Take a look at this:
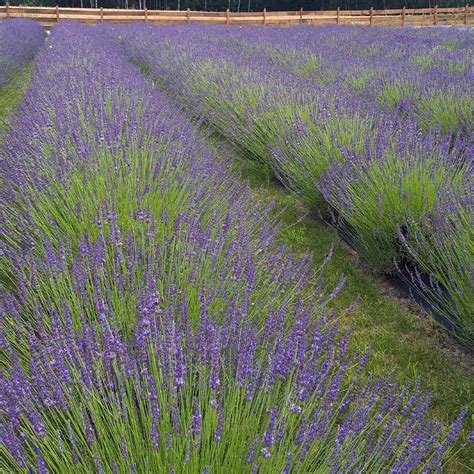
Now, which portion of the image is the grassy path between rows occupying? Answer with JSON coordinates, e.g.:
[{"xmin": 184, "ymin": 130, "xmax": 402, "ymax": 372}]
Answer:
[
  {"xmin": 1, "ymin": 60, "xmax": 472, "ymax": 470},
  {"xmin": 208, "ymin": 140, "xmax": 474, "ymax": 470}
]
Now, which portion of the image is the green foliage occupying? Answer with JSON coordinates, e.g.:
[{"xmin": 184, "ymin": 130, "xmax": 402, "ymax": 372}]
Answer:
[
  {"xmin": 378, "ymin": 82, "xmax": 415, "ymax": 110},
  {"xmin": 417, "ymin": 91, "xmax": 474, "ymax": 136},
  {"xmin": 405, "ymin": 203, "xmax": 474, "ymax": 345},
  {"xmin": 0, "ymin": 65, "xmax": 31, "ymax": 136},
  {"xmin": 327, "ymin": 148, "xmax": 463, "ymax": 272},
  {"xmin": 274, "ymin": 112, "xmax": 375, "ymax": 213}
]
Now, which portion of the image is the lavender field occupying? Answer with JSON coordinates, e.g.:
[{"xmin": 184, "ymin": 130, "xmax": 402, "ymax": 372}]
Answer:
[{"xmin": 0, "ymin": 19, "xmax": 473, "ymax": 472}]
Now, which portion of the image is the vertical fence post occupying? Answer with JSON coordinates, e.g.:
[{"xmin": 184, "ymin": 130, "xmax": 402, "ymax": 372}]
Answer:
[
  {"xmin": 300, "ymin": 7, "xmax": 303, "ymax": 24},
  {"xmin": 144, "ymin": 7, "xmax": 148, "ymax": 22},
  {"xmin": 6, "ymin": 2, "xmax": 9, "ymax": 19},
  {"xmin": 56, "ymin": 5, "xmax": 59, "ymax": 22},
  {"xmin": 464, "ymin": 4, "xmax": 469, "ymax": 24},
  {"xmin": 370, "ymin": 6, "xmax": 373, "ymax": 25},
  {"xmin": 433, "ymin": 5, "xmax": 437, "ymax": 25},
  {"xmin": 402, "ymin": 5, "xmax": 405, "ymax": 26},
  {"xmin": 337, "ymin": 6, "xmax": 340, "ymax": 24},
  {"xmin": 187, "ymin": 8, "xmax": 190, "ymax": 23},
  {"xmin": 263, "ymin": 7, "xmax": 266, "ymax": 25},
  {"xmin": 226, "ymin": 8, "xmax": 230, "ymax": 26},
  {"xmin": 100, "ymin": 7, "xmax": 104, "ymax": 22}
]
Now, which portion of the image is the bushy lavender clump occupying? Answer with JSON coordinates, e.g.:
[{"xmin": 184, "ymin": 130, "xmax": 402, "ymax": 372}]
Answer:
[
  {"xmin": 399, "ymin": 185, "xmax": 474, "ymax": 344},
  {"xmin": 115, "ymin": 24, "xmax": 473, "ymax": 345},
  {"xmin": 0, "ymin": 20, "xmax": 328, "ymax": 470},
  {"xmin": 318, "ymin": 120, "xmax": 473, "ymax": 343},
  {"xmin": 0, "ymin": 19, "xmax": 45, "ymax": 89},
  {"xmin": 3, "ymin": 214, "xmax": 469, "ymax": 471},
  {"xmin": 1, "ymin": 22, "xmax": 471, "ymax": 471},
  {"xmin": 1, "ymin": 184, "xmax": 469, "ymax": 472},
  {"xmin": 318, "ymin": 121, "xmax": 464, "ymax": 269}
]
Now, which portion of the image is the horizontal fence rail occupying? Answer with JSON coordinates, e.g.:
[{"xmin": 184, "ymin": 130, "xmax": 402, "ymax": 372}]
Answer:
[{"xmin": 0, "ymin": 4, "xmax": 472, "ymax": 27}]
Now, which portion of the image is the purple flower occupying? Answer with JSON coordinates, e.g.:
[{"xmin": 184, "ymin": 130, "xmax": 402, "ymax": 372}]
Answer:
[
  {"xmin": 214, "ymin": 402, "xmax": 224, "ymax": 442},
  {"xmin": 246, "ymin": 436, "xmax": 258, "ymax": 464},
  {"xmin": 263, "ymin": 406, "xmax": 278, "ymax": 448},
  {"xmin": 192, "ymin": 398, "xmax": 201, "ymax": 437}
]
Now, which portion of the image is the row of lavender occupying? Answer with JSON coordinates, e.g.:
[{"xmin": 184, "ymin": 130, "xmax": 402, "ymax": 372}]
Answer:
[
  {"xmin": 115, "ymin": 24, "xmax": 473, "ymax": 346},
  {"xmin": 0, "ymin": 19, "xmax": 44, "ymax": 89},
  {"xmin": 0, "ymin": 21, "xmax": 471, "ymax": 470}
]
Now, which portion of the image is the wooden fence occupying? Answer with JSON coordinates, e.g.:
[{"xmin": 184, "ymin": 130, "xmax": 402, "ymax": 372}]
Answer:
[{"xmin": 0, "ymin": 4, "xmax": 472, "ymax": 27}]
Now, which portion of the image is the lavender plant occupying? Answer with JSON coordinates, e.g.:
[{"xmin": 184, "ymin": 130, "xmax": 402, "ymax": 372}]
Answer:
[
  {"xmin": 318, "ymin": 122, "xmax": 465, "ymax": 270},
  {"xmin": 0, "ymin": 19, "xmax": 44, "ymax": 90},
  {"xmin": 399, "ymin": 186, "xmax": 474, "ymax": 344},
  {"xmin": 2, "ymin": 224, "xmax": 469, "ymax": 471},
  {"xmin": 1, "ymin": 22, "xmax": 472, "ymax": 471}
]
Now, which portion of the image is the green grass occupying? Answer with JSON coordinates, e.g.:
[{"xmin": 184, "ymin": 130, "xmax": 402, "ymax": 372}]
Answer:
[
  {"xmin": 0, "ymin": 64, "xmax": 31, "ymax": 135},
  {"xmin": 224, "ymin": 151, "xmax": 474, "ymax": 472}
]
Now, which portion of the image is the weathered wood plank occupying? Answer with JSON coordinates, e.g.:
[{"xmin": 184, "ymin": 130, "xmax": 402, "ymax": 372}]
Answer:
[{"xmin": 1, "ymin": 6, "xmax": 470, "ymax": 27}]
